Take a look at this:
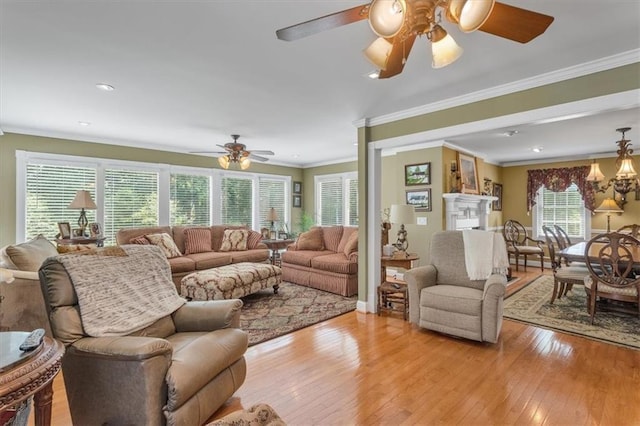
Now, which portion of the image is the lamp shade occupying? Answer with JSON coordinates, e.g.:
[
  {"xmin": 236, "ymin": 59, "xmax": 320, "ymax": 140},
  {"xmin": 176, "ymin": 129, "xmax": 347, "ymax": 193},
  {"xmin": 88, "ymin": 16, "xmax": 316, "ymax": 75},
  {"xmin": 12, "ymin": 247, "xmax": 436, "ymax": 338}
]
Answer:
[
  {"xmin": 266, "ymin": 207, "xmax": 279, "ymax": 222},
  {"xmin": 363, "ymin": 37, "xmax": 393, "ymax": 70},
  {"xmin": 239, "ymin": 156, "xmax": 251, "ymax": 170},
  {"xmin": 368, "ymin": 0, "xmax": 406, "ymax": 38},
  {"xmin": 431, "ymin": 30, "xmax": 463, "ymax": 68},
  {"xmin": 68, "ymin": 190, "xmax": 97, "ymax": 210},
  {"xmin": 389, "ymin": 204, "xmax": 415, "ymax": 225},
  {"xmin": 616, "ymin": 158, "xmax": 637, "ymax": 178},
  {"xmin": 447, "ymin": 0, "xmax": 495, "ymax": 32},
  {"xmin": 218, "ymin": 155, "xmax": 230, "ymax": 169},
  {"xmin": 586, "ymin": 161, "xmax": 605, "ymax": 182},
  {"xmin": 594, "ymin": 198, "xmax": 623, "ymax": 213}
]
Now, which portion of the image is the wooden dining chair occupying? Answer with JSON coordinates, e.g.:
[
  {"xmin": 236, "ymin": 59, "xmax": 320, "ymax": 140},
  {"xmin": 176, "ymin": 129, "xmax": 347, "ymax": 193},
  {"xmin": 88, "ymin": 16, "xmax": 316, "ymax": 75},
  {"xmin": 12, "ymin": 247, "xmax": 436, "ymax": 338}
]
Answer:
[
  {"xmin": 616, "ymin": 224, "xmax": 640, "ymax": 239},
  {"xmin": 584, "ymin": 232, "xmax": 640, "ymax": 324},
  {"xmin": 541, "ymin": 226, "xmax": 590, "ymax": 304},
  {"xmin": 502, "ymin": 220, "xmax": 544, "ymax": 272}
]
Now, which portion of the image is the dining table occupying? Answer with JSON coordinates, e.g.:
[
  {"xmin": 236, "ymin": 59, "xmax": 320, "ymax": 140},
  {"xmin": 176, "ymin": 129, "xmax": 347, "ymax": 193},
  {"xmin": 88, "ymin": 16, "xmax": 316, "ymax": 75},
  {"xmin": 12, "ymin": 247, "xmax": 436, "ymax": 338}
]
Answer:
[{"xmin": 559, "ymin": 241, "xmax": 640, "ymax": 267}]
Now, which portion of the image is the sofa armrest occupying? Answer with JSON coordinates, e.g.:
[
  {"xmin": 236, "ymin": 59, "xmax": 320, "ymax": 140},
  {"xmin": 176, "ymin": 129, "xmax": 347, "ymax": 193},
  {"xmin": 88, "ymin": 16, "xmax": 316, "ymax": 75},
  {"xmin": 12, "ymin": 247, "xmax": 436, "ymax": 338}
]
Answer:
[
  {"xmin": 482, "ymin": 273, "xmax": 507, "ymax": 299},
  {"xmin": 70, "ymin": 335, "xmax": 173, "ymax": 360},
  {"xmin": 404, "ymin": 265, "xmax": 437, "ymax": 325},
  {"xmin": 172, "ymin": 299, "xmax": 243, "ymax": 332},
  {"xmin": 1, "ymin": 268, "xmax": 39, "ymax": 281}
]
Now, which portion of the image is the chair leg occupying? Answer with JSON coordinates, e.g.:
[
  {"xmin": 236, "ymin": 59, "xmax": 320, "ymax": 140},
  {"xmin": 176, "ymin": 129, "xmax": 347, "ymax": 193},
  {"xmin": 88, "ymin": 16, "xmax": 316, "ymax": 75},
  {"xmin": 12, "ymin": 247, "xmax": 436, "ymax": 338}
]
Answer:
[
  {"xmin": 550, "ymin": 277, "xmax": 559, "ymax": 304},
  {"xmin": 589, "ymin": 289, "xmax": 597, "ymax": 325},
  {"xmin": 539, "ymin": 253, "xmax": 544, "ymax": 271},
  {"xmin": 563, "ymin": 283, "xmax": 573, "ymax": 296},
  {"xmin": 523, "ymin": 256, "xmax": 527, "ymax": 271},
  {"xmin": 514, "ymin": 254, "xmax": 519, "ymax": 271}
]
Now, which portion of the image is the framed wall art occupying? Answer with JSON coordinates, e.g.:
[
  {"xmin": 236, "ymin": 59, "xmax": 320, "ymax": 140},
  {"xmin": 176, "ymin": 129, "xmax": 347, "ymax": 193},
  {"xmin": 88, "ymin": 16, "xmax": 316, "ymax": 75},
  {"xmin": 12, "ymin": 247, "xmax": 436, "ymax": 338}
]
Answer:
[
  {"xmin": 293, "ymin": 181, "xmax": 303, "ymax": 195},
  {"xmin": 293, "ymin": 194, "xmax": 302, "ymax": 208},
  {"xmin": 89, "ymin": 222, "xmax": 102, "ymax": 237},
  {"xmin": 58, "ymin": 222, "xmax": 71, "ymax": 239},
  {"xmin": 405, "ymin": 188, "xmax": 431, "ymax": 212},
  {"xmin": 404, "ymin": 162, "xmax": 431, "ymax": 186},
  {"xmin": 492, "ymin": 183, "xmax": 503, "ymax": 211},
  {"xmin": 457, "ymin": 153, "xmax": 479, "ymax": 194}
]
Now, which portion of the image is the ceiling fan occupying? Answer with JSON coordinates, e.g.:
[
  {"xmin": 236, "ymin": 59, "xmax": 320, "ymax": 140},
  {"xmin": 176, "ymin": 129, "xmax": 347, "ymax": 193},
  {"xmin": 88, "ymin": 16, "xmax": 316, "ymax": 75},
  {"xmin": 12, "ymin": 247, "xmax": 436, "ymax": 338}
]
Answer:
[
  {"xmin": 276, "ymin": 0, "xmax": 554, "ymax": 78},
  {"xmin": 191, "ymin": 134, "xmax": 275, "ymax": 170}
]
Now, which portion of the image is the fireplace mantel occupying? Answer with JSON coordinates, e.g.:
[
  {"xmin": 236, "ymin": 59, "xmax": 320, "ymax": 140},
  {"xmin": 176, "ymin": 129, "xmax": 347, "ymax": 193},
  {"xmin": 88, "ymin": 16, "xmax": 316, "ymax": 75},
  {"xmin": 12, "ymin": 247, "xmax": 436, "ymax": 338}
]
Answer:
[{"xmin": 442, "ymin": 193, "xmax": 498, "ymax": 231}]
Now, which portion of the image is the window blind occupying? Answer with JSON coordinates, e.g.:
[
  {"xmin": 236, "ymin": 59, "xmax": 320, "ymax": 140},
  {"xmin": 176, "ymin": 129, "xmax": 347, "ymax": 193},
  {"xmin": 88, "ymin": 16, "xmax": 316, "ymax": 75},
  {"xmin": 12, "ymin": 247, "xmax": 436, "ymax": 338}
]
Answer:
[
  {"xmin": 347, "ymin": 177, "xmax": 358, "ymax": 226},
  {"xmin": 536, "ymin": 184, "xmax": 585, "ymax": 238},
  {"xmin": 259, "ymin": 178, "xmax": 286, "ymax": 231},
  {"xmin": 220, "ymin": 176, "xmax": 252, "ymax": 226},
  {"xmin": 170, "ymin": 173, "xmax": 210, "ymax": 225},
  {"xmin": 318, "ymin": 178, "xmax": 344, "ymax": 226}
]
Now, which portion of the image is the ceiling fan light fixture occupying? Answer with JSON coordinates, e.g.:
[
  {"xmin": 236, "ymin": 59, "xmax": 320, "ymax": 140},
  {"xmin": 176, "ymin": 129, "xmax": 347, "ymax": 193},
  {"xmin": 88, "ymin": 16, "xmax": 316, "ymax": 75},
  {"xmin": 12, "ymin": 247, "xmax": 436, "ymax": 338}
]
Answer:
[
  {"xmin": 239, "ymin": 156, "xmax": 251, "ymax": 170},
  {"xmin": 368, "ymin": 0, "xmax": 406, "ymax": 38},
  {"xmin": 430, "ymin": 26, "xmax": 463, "ymax": 69},
  {"xmin": 218, "ymin": 155, "xmax": 230, "ymax": 170},
  {"xmin": 363, "ymin": 37, "xmax": 393, "ymax": 70},
  {"xmin": 447, "ymin": 0, "xmax": 495, "ymax": 32}
]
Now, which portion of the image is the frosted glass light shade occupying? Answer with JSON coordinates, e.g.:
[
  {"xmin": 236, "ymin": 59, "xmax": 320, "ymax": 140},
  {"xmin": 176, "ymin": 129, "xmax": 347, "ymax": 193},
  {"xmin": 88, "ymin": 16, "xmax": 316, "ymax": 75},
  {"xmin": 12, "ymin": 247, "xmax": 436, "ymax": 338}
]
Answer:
[
  {"xmin": 616, "ymin": 158, "xmax": 637, "ymax": 178},
  {"xmin": 448, "ymin": 0, "xmax": 495, "ymax": 32},
  {"xmin": 586, "ymin": 161, "xmax": 605, "ymax": 182},
  {"xmin": 239, "ymin": 156, "xmax": 251, "ymax": 170},
  {"xmin": 218, "ymin": 156, "xmax": 230, "ymax": 169},
  {"xmin": 363, "ymin": 37, "xmax": 393, "ymax": 70},
  {"xmin": 431, "ymin": 34, "xmax": 463, "ymax": 68},
  {"xmin": 368, "ymin": 0, "xmax": 406, "ymax": 38}
]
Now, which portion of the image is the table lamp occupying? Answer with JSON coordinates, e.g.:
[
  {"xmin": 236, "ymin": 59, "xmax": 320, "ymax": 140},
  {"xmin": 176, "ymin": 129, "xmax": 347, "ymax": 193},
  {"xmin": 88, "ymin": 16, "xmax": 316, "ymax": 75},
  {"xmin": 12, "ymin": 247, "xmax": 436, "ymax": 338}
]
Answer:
[
  {"xmin": 266, "ymin": 207, "xmax": 279, "ymax": 239},
  {"xmin": 390, "ymin": 204, "xmax": 416, "ymax": 256},
  {"xmin": 594, "ymin": 198, "xmax": 623, "ymax": 232},
  {"xmin": 68, "ymin": 190, "xmax": 97, "ymax": 237}
]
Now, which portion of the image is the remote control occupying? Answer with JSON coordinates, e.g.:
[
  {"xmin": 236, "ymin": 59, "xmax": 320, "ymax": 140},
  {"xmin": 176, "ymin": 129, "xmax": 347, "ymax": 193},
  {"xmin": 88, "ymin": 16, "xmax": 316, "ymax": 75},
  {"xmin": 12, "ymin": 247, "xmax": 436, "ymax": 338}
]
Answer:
[
  {"xmin": 392, "ymin": 283, "xmax": 401, "ymax": 289},
  {"xmin": 19, "ymin": 328, "xmax": 45, "ymax": 352}
]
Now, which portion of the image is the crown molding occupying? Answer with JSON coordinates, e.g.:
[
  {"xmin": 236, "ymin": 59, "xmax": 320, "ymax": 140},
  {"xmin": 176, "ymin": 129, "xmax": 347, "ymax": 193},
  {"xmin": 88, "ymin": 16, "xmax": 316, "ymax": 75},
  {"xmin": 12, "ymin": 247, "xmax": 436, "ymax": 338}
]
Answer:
[{"xmin": 359, "ymin": 50, "xmax": 639, "ymax": 127}]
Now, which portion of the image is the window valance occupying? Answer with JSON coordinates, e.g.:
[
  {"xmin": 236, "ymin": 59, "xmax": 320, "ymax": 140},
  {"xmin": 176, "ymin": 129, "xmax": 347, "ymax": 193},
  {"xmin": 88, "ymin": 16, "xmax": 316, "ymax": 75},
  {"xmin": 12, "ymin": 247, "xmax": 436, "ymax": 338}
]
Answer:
[{"xmin": 527, "ymin": 166, "xmax": 595, "ymax": 212}]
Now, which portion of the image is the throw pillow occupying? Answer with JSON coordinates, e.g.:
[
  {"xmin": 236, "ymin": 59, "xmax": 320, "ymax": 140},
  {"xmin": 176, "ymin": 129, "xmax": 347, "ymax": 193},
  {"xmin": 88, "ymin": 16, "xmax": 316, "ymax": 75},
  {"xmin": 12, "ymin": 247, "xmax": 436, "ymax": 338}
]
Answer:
[
  {"xmin": 4, "ymin": 235, "xmax": 58, "ymax": 271},
  {"xmin": 144, "ymin": 233, "xmax": 182, "ymax": 258},
  {"xmin": 184, "ymin": 227, "xmax": 212, "ymax": 254},
  {"xmin": 247, "ymin": 230, "xmax": 263, "ymax": 249},
  {"xmin": 296, "ymin": 227, "xmax": 324, "ymax": 251},
  {"xmin": 219, "ymin": 229, "xmax": 249, "ymax": 252},
  {"xmin": 342, "ymin": 231, "xmax": 358, "ymax": 256},
  {"xmin": 57, "ymin": 244, "xmax": 97, "ymax": 254},
  {"xmin": 129, "ymin": 235, "xmax": 151, "ymax": 245}
]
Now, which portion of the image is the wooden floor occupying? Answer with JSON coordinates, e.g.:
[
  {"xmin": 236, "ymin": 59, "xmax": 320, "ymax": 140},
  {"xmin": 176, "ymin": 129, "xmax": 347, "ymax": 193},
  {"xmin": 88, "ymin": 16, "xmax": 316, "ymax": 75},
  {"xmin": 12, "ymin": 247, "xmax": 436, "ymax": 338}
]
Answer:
[{"xmin": 32, "ymin": 268, "xmax": 640, "ymax": 425}]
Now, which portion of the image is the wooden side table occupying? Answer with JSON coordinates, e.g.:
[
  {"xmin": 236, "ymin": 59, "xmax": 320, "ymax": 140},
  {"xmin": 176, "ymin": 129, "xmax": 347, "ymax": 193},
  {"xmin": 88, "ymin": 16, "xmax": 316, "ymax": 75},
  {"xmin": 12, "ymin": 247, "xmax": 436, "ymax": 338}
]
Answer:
[
  {"xmin": 262, "ymin": 239, "xmax": 294, "ymax": 266},
  {"xmin": 56, "ymin": 236, "xmax": 106, "ymax": 247},
  {"xmin": 378, "ymin": 254, "xmax": 419, "ymax": 320},
  {"xmin": 0, "ymin": 332, "xmax": 65, "ymax": 426}
]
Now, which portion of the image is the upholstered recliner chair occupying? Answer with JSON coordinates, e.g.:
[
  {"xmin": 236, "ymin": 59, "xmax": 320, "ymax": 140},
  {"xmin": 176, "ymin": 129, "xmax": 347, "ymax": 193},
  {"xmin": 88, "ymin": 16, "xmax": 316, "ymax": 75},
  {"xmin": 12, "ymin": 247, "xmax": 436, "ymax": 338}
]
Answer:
[
  {"xmin": 404, "ymin": 231, "xmax": 507, "ymax": 344},
  {"xmin": 39, "ymin": 245, "xmax": 248, "ymax": 426}
]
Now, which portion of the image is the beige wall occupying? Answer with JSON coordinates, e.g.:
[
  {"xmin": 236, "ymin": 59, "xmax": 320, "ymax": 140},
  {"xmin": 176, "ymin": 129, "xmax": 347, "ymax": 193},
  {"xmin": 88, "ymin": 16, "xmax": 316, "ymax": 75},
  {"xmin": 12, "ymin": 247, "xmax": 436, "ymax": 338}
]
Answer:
[{"xmin": 0, "ymin": 133, "xmax": 303, "ymax": 247}]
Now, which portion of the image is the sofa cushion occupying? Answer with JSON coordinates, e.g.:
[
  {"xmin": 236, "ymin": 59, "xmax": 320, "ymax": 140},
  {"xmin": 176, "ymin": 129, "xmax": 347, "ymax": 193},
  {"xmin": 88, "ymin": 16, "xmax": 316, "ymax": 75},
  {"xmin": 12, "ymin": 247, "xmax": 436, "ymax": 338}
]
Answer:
[
  {"xmin": 247, "ymin": 231, "xmax": 263, "ymax": 249},
  {"xmin": 145, "ymin": 233, "xmax": 183, "ymax": 258},
  {"xmin": 4, "ymin": 235, "xmax": 58, "ymax": 271},
  {"xmin": 337, "ymin": 227, "xmax": 357, "ymax": 252},
  {"xmin": 186, "ymin": 252, "xmax": 232, "ymax": 270},
  {"xmin": 219, "ymin": 229, "xmax": 249, "ymax": 252},
  {"xmin": 184, "ymin": 228, "xmax": 212, "ymax": 255},
  {"xmin": 296, "ymin": 227, "xmax": 324, "ymax": 251},
  {"xmin": 168, "ymin": 256, "xmax": 196, "ymax": 274},
  {"xmin": 116, "ymin": 226, "xmax": 171, "ymax": 246},
  {"xmin": 310, "ymin": 253, "xmax": 358, "ymax": 274},
  {"xmin": 211, "ymin": 225, "xmax": 245, "ymax": 251},
  {"xmin": 281, "ymin": 249, "xmax": 333, "ymax": 267},
  {"xmin": 229, "ymin": 249, "xmax": 270, "ymax": 264},
  {"xmin": 129, "ymin": 236, "xmax": 150, "ymax": 245},
  {"xmin": 341, "ymin": 230, "xmax": 358, "ymax": 256},
  {"xmin": 322, "ymin": 226, "xmax": 344, "ymax": 252}
]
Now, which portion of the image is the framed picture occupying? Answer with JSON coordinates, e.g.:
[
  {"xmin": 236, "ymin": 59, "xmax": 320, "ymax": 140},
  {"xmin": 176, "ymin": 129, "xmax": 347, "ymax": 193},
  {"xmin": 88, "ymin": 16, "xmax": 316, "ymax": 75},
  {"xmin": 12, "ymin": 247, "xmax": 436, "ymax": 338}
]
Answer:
[
  {"xmin": 293, "ymin": 194, "xmax": 302, "ymax": 208},
  {"xmin": 404, "ymin": 162, "xmax": 431, "ymax": 186},
  {"xmin": 261, "ymin": 227, "xmax": 271, "ymax": 240},
  {"xmin": 293, "ymin": 181, "xmax": 303, "ymax": 195},
  {"xmin": 406, "ymin": 188, "xmax": 431, "ymax": 212},
  {"xmin": 458, "ymin": 153, "xmax": 479, "ymax": 194},
  {"xmin": 278, "ymin": 231, "xmax": 289, "ymax": 240},
  {"xmin": 89, "ymin": 222, "xmax": 102, "ymax": 237},
  {"xmin": 58, "ymin": 222, "xmax": 71, "ymax": 239},
  {"xmin": 492, "ymin": 183, "xmax": 503, "ymax": 211}
]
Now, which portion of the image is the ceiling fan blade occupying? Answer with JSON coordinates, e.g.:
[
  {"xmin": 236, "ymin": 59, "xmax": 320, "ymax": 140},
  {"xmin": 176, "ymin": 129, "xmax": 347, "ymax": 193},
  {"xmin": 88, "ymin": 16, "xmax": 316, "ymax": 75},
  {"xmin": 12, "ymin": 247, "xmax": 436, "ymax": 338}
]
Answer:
[
  {"xmin": 249, "ymin": 153, "xmax": 270, "ymax": 162},
  {"xmin": 276, "ymin": 3, "xmax": 370, "ymax": 41},
  {"xmin": 378, "ymin": 33, "xmax": 417, "ymax": 79},
  {"xmin": 250, "ymin": 150, "xmax": 275, "ymax": 155},
  {"xmin": 189, "ymin": 150, "xmax": 227, "ymax": 154},
  {"xmin": 479, "ymin": 2, "xmax": 554, "ymax": 44}
]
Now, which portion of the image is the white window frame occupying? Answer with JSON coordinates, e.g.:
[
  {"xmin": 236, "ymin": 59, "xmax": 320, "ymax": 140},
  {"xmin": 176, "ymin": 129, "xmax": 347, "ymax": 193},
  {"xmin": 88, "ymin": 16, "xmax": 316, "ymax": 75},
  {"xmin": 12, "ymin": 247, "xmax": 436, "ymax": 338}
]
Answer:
[
  {"xmin": 531, "ymin": 183, "xmax": 591, "ymax": 242},
  {"xmin": 314, "ymin": 171, "xmax": 358, "ymax": 226},
  {"xmin": 16, "ymin": 150, "xmax": 291, "ymax": 242}
]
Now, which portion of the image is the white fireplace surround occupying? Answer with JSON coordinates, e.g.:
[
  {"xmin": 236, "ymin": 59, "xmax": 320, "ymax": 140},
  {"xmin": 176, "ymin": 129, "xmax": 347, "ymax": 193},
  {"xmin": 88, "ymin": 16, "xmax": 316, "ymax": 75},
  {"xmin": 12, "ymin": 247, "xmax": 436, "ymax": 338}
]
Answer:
[{"xmin": 443, "ymin": 193, "xmax": 498, "ymax": 231}]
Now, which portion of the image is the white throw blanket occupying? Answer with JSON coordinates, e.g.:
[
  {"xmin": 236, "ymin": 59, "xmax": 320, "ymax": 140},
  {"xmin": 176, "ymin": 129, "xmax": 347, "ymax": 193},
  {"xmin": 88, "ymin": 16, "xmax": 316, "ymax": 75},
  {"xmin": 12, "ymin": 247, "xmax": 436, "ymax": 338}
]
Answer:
[
  {"xmin": 462, "ymin": 230, "xmax": 510, "ymax": 280},
  {"xmin": 58, "ymin": 245, "xmax": 185, "ymax": 337}
]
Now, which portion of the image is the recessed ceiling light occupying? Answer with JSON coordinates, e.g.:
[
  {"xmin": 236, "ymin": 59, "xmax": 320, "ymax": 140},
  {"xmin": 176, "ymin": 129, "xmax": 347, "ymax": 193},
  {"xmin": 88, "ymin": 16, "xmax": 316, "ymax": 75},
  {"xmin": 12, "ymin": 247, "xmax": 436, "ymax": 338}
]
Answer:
[
  {"xmin": 502, "ymin": 130, "xmax": 519, "ymax": 137},
  {"xmin": 78, "ymin": 121, "xmax": 91, "ymax": 126},
  {"xmin": 367, "ymin": 70, "xmax": 380, "ymax": 79},
  {"xmin": 292, "ymin": 154, "xmax": 300, "ymax": 158},
  {"xmin": 532, "ymin": 146, "xmax": 543, "ymax": 153},
  {"xmin": 96, "ymin": 83, "xmax": 115, "ymax": 91}
]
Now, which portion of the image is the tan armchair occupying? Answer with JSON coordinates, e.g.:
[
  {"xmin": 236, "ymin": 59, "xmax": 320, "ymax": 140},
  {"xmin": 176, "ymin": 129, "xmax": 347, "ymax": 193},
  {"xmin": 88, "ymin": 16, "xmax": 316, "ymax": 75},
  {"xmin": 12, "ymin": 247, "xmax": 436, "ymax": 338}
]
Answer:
[
  {"xmin": 39, "ymin": 253, "xmax": 248, "ymax": 426},
  {"xmin": 404, "ymin": 231, "xmax": 507, "ymax": 344},
  {"xmin": 502, "ymin": 220, "xmax": 544, "ymax": 271}
]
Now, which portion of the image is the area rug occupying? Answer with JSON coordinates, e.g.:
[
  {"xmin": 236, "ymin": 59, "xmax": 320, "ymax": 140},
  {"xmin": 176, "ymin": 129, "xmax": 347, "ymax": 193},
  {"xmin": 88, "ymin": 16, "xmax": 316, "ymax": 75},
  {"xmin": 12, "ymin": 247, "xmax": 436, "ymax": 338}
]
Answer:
[
  {"xmin": 240, "ymin": 282, "xmax": 357, "ymax": 346},
  {"xmin": 503, "ymin": 275, "xmax": 639, "ymax": 349}
]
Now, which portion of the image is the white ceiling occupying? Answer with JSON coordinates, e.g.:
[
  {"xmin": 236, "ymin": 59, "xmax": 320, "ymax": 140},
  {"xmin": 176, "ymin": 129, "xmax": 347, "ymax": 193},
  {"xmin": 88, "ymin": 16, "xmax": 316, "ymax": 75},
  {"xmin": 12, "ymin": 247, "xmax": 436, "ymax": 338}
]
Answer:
[{"xmin": 1, "ymin": 1, "xmax": 639, "ymax": 168}]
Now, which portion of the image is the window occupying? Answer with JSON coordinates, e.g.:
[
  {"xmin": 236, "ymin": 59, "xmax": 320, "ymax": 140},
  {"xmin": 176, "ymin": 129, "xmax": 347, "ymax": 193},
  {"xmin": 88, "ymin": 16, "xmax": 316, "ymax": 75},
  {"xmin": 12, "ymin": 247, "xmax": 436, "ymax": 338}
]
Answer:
[
  {"xmin": 25, "ymin": 163, "xmax": 97, "ymax": 239},
  {"xmin": 16, "ymin": 151, "xmax": 291, "ymax": 244},
  {"xmin": 533, "ymin": 183, "xmax": 590, "ymax": 240},
  {"xmin": 315, "ymin": 172, "xmax": 358, "ymax": 226}
]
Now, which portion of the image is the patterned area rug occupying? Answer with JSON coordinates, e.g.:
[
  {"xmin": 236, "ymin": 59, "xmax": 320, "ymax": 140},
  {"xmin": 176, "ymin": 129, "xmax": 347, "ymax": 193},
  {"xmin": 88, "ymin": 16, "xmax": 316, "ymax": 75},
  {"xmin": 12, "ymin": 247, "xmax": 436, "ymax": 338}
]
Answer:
[
  {"xmin": 504, "ymin": 275, "xmax": 639, "ymax": 349},
  {"xmin": 240, "ymin": 282, "xmax": 357, "ymax": 346}
]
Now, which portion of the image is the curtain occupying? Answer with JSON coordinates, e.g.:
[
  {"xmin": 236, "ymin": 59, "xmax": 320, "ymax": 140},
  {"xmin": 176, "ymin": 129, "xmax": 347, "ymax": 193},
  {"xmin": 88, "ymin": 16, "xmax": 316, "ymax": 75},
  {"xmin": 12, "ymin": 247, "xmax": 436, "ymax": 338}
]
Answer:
[{"xmin": 527, "ymin": 166, "xmax": 595, "ymax": 212}]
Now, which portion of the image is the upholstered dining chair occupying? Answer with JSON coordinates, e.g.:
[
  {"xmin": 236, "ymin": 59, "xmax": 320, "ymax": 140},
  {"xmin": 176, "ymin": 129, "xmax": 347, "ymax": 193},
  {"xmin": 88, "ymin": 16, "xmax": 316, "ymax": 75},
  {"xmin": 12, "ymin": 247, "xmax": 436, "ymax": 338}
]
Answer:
[
  {"xmin": 541, "ymin": 226, "xmax": 590, "ymax": 304},
  {"xmin": 502, "ymin": 220, "xmax": 544, "ymax": 272},
  {"xmin": 584, "ymin": 232, "xmax": 640, "ymax": 324}
]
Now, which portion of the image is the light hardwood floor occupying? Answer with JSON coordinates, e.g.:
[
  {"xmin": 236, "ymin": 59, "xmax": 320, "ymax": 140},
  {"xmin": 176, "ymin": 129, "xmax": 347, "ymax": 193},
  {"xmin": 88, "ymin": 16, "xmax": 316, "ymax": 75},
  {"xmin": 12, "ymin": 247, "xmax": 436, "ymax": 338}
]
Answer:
[{"xmin": 32, "ymin": 269, "xmax": 640, "ymax": 425}]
